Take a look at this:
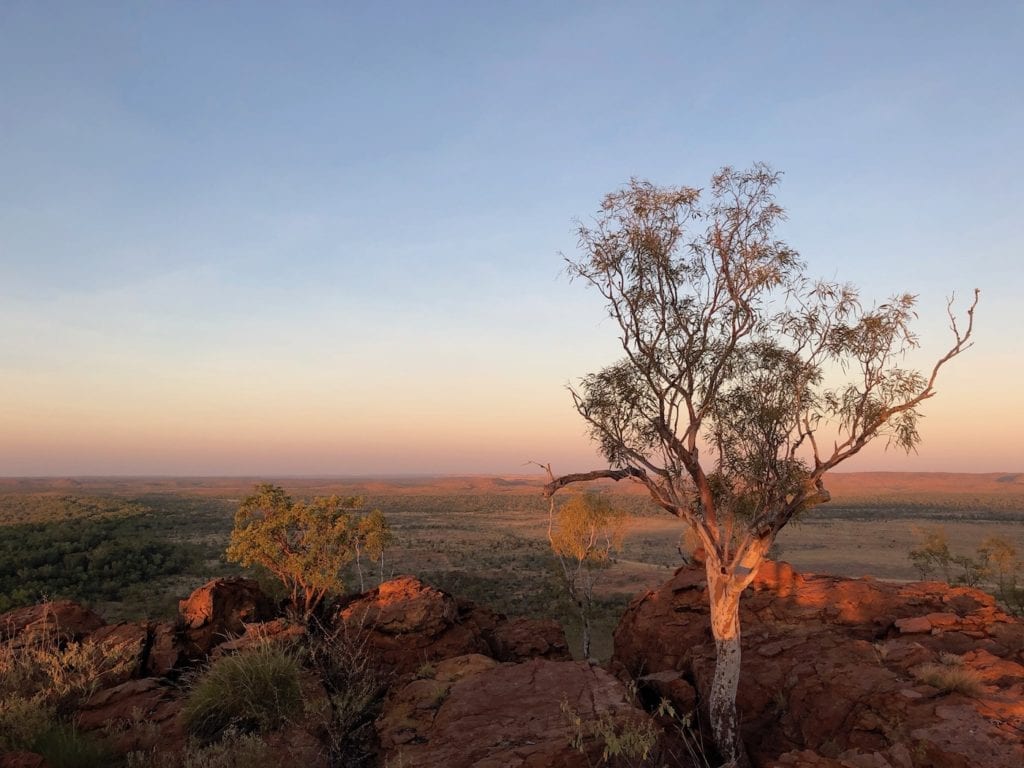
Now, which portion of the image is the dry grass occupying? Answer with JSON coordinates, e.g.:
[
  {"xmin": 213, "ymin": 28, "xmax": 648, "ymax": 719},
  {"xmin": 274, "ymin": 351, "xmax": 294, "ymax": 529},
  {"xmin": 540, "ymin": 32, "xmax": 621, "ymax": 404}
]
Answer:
[
  {"xmin": 912, "ymin": 654, "xmax": 984, "ymax": 696},
  {"xmin": 0, "ymin": 612, "xmax": 132, "ymax": 763}
]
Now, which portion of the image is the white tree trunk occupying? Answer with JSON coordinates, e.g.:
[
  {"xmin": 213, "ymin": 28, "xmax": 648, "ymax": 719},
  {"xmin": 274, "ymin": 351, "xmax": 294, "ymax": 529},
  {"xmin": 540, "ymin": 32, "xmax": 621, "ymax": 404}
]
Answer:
[
  {"xmin": 706, "ymin": 562, "xmax": 744, "ymax": 767},
  {"xmin": 581, "ymin": 604, "xmax": 592, "ymax": 659}
]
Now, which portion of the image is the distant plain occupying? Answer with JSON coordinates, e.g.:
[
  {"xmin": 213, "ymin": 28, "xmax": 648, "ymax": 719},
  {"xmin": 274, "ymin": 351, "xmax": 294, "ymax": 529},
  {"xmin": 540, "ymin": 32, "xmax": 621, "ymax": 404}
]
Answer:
[{"xmin": 2, "ymin": 472, "xmax": 1021, "ymax": 659}]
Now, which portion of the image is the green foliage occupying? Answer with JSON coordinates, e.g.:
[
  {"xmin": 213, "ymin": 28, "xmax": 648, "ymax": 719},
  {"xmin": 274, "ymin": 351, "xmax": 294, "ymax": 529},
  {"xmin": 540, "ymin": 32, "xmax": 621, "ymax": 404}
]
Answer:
[
  {"xmin": 0, "ymin": 495, "xmax": 199, "ymax": 613},
  {"xmin": 0, "ymin": 694, "xmax": 54, "ymax": 752},
  {"xmin": 908, "ymin": 528, "xmax": 954, "ymax": 581},
  {"xmin": 549, "ymin": 493, "xmax": 628, "ymax": 658},
  {"xmin": 909, "ymin": 528, "xmax": 1024, "ymax": 614},
  {"xmin": 550, "ymin": 494, "xmax": 626, "ymax": 566},
  {"xmin": 227, "ymin": 484, "xmax": 383, "ymax": 616},
  {"xmin": 0, "ymin": 618, "xmax": 133, "ymax": 765},
  {"xmin": 31, "ymin": 723, "xmax": 113, "ymax": 768},
  {"xmin": 353, "ymin": 507, "xmax": 395, "ymax": 591},
  {"xmin": 182, "ymin": 644, "xmax": 303, "ymax": 739}
]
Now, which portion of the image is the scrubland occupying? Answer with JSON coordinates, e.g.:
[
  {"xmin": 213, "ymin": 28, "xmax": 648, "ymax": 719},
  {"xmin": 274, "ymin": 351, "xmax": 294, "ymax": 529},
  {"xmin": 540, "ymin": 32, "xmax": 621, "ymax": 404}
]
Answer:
[{"xmin": 2, "ymin": 473, "xmax": 1022, "ymax": 660}]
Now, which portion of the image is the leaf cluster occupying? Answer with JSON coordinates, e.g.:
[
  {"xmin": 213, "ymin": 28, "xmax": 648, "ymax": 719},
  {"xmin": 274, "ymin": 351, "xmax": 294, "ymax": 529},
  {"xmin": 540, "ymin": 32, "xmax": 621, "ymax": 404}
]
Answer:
[
  {"xmin": 226, "ymin": 484, "xmax": 390, "ymax": 617},
  {"xmin": 564, "ymin": 164, "xmax": 976, "ymax": 560}
]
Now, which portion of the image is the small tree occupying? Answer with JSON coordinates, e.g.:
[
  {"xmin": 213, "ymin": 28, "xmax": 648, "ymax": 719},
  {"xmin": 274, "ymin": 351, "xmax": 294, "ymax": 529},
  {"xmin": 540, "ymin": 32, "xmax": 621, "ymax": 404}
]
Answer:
[
  {"xmin": 543, "ymin": 477, "xmax": 627, "ymax": 659},
  {"xmin": 978, "ymin": 536, "xmax": 1018, "ymax": 598},
  {"xmin": 908, "ymin": 528, "xmax": 954, "ymax": 581},
  {"xmin": 227, "ymin": 484, "xmax": 362, "ymax": 618},
  {"xmin": 352, "ymin": 508, "xmax": 394, "ymax": 591},
  {"xmin": 544, "ymin": 165, "xmax": 977, "ymax": 766}
]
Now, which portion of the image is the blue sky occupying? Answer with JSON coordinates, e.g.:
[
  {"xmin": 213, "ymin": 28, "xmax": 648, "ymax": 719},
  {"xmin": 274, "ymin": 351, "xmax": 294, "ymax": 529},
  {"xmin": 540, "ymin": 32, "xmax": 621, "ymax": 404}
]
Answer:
[{"xmin": 1, "ymin": 2, "xmax": 1020, "ymax": 475}]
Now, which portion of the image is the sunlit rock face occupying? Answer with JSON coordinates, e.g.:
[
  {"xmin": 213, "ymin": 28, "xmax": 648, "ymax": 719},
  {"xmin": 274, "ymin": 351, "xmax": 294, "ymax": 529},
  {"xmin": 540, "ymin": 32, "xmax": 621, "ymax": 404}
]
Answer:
[
  {"xmin": 331, "ymin": 575, "xmax": 570, "ymax": 675},
  {"xmin": 613, "ymin": 561, "xmax": 1024, "ymax": 768}
]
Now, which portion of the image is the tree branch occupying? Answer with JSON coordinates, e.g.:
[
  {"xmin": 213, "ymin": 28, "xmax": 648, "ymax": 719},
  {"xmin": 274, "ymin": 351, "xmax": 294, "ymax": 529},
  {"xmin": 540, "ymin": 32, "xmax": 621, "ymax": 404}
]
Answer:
[{"xmin": 541, "ymin": 467, "xmax": 647, "ymax": 497}]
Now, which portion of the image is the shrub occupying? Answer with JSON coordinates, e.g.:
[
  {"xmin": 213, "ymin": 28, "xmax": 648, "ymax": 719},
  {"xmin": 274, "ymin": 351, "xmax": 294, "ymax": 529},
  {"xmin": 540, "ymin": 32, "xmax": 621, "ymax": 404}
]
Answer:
[
  {"xmin": 182, "ymin": 644, "xmax": 303, "ymax": 738},
  {"xmin": 31, "ymin": 723, "xmax": 113, "ymax": 768},
  {"xmin": 125, "ymin": 729, "xmax": 272, "ymax": 768},
  {"xmin": 913, "ymin": 655, "xmax": 984, "ymax": 696},
  {"xmin": 561, "ymin": 695, "xmax": 661, "ymax": 765},
  {"xmin": 0, "ymin": 620, "xmax": 136, "ymax": 714},
  {"xmin": 0, "ymin": 695, "xmax": 54, "ymax": 752},
  {"xmin": 307, "ymin": 619, "xmax": 390, "ymax": 766}
]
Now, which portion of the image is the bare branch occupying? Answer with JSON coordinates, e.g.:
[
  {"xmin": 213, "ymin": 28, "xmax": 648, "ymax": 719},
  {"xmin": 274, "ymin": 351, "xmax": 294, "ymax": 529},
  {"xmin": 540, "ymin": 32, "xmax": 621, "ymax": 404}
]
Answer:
[{"xmin": 542, "ymin": 467, "xmax": 647, "ymax": 497}]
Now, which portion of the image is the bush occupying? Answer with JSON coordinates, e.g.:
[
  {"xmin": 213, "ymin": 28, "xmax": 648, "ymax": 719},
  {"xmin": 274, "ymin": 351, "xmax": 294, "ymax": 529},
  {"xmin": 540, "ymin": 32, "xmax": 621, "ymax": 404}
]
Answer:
[
  {"xmin": 182, "ymin": 644, "xmax": 303, "ymax": 739},
  {"xmin": 0, "ymin": 695, "xmax": 54, "ymax": 752},
  {"xmin": 307, "ymin": 619, "xmax": 390, "ymax": 766},
  {"xmin": 0, "ymin": 614, "xmax": 136, "ymax": 716},
  {"xmin": 31, "ymin": 723, "xmax": 113, "ymax": 768},
  {"xmin": 125, "ymin": 729, "xmax": 272, "ymax": 768}
]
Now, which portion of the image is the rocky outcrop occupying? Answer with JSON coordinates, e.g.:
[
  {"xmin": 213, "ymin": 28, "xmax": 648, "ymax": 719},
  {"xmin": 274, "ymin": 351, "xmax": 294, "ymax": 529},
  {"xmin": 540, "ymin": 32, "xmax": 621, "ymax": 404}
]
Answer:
[
  {"xmin": 177, "ymin": 577, "xmax": 276, "ymax": 657},
  {"xmin": 0, "ymin": 600, "xmax": 105, "ymax": 645},
  {"xmin": 377, "ymin": 655, "xmax": 661, "ymax": 767},
  {"xmin": 1, "ymin": 576, "xmax": 575, "ymax": 767},
  {"xmin": 489, "ymin": 616, "xmax": 571, "ymax": 663},
  {"xmin": 332, "ymin": 576, "xmax": 570, "ymax": 675},
  {"xmin": 76, "ymin": 677, "xmax": 185, "ymax": 753},
  {"xmin": 613, "ymin": 560, "xmax": 1024, "ymax": 768}
]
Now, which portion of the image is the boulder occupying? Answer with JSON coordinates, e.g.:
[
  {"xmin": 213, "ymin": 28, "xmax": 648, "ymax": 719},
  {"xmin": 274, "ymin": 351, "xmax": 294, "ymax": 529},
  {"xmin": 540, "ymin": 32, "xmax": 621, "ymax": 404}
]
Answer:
[
  {"xmin": 177, "ymin": 578, "xmax": 276, "ymax": 656},
  {"xmin": 210, "ymin": 617, "xmax": 306, "ymax": 658},
  {"xmin": 144, "ymin": 621, "xmax": 183, "ymax": 677},
  {"xmin": 0, "ymin": 600, "xmax": 105, "ymax": 645},
  {"xmin": 76, "ymin": 677, "xmax": 185, "ymax": 754},
  {"xmin": 487, "ymin": 616, "xmax": 572, "ymax": 663},
  {"xmin": 87, "ymin": 622, "xmax": 150, "ymax": 685},
  {"xmin": 333, "ymin": 576, "xmax": 567, "ymax": 675},
  {"xmin": 613, "ymin": 561, "xmax": 1024, "ymax": 767},
  {"xmin": 378, "ymin": 656, "xmax": 662, "ymax": 767}
]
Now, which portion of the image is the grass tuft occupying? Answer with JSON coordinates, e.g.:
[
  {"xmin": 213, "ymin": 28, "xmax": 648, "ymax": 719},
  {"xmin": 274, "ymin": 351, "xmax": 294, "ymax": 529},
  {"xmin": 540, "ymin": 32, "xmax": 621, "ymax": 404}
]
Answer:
[
  {"xmin": 182, "ymin": 644, "xmax": 303, "ymax": 739},
  {"xmin": 913, "ymin": 655, "xmax": 984, "ymax": 696},
  {"xmin": 125, "ymin": 728, "xmax": 271, "ymax": 768}
]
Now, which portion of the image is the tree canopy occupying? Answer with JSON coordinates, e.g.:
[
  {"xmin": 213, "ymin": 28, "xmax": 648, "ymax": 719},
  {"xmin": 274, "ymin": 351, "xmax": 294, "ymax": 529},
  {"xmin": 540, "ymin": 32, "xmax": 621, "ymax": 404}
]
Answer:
[
  {"xmin": 226, "ymin": 484, "xmax": 386, "ymax": 618},
  {"xmin": 547, "ymin": 164, "xmax": 977, "ymax": 766}
]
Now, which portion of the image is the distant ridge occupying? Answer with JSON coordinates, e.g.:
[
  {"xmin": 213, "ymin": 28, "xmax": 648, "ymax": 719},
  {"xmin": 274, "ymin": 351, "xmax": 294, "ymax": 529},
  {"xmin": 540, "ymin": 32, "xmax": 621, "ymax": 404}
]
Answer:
[{"xmin": 1, "ymin": 472, "xmax": 1022, "ymax": 500}]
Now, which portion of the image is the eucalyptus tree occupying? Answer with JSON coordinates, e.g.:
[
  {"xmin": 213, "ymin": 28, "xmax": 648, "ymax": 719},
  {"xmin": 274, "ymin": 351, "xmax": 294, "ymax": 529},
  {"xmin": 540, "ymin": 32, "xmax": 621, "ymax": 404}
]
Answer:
[
  {"xmin": 228, "ymin": 484, "xmax": 367, "ymax": 619},
  {"xmin": 542, "ymin": 482, "xmax": 627, "ymax": 659},
  {"xmin": 544, "ymin": 165, "xmax": 977, "ymax": 766}
]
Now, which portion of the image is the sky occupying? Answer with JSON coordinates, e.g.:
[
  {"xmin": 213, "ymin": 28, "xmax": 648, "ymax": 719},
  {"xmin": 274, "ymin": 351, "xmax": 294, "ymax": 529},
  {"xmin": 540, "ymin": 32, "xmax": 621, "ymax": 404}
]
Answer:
[{"xmin": 0, "ymin": 2, "xmax": 1021, "ymax": 476}]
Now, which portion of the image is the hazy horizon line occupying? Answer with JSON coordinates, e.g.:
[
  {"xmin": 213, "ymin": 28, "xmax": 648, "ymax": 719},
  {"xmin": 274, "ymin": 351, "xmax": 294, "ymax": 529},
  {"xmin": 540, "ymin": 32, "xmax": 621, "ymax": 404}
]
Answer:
[{"xmin": 2, "ymin": 469, "xmax": 1021, "ymax": 481}]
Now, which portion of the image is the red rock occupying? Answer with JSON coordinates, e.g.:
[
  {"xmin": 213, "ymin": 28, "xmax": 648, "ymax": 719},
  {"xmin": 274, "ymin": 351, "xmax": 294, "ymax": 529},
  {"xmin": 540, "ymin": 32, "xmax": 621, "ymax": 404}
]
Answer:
[
  {"xmin": 894, "ymin": 616, "xmax": 932, "ymax": 634},
  {"xmin": 144, "ymin": 622, "xmax": 182, "ymax": 677},
  {"xmin": 0, "ymin": 753, "xmax": 48, "ymax": 768},
  {"xmin": 87, "ymin": 622, "xmax": 149, "ymax": 685},
  {"xmin": 378, "ymin": 657, "xmax": 662, "ymax": 768},
  {"xmin": 178, "ymin": 578, "xmax": 275, "ymax": 656},
  {"xmin": 76, "ymin": 676, "xmax": 185, "ymax": 755},
  {"xmin": 333, "ymin": 576, "xmax": 569, "ymax": 676},
  {"xmin": 333, "ymin": 577, "xmax": 495, "ymax": 675},
  {"xmin": 210, "ymin": 617, "xmax": 306, "ymax": 658},
  {"xmin": 487, "ymin": 616, "xmax": 571, "ymax": 663},
  {"xmin": 0, "ymin": 600, "xmax": 105, "ymax": 644},
  {"xmin": 613, "ymin": 561, "xmax": 1024, "ymax": 767},
  {"xmin": 637, "ymin": 670, "xmax": 697, "ymax": 715}
]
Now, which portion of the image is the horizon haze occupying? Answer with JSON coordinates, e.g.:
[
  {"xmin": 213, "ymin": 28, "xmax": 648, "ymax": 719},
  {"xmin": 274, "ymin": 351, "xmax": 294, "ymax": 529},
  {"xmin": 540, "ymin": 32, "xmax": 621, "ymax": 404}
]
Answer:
[{"xmin": 2, "ymin": 3, "xmax": 1021, "ymax": 476}]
